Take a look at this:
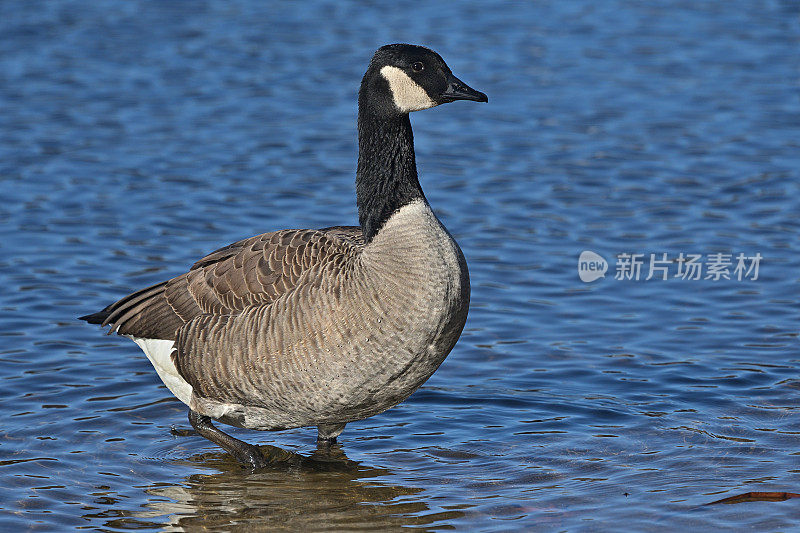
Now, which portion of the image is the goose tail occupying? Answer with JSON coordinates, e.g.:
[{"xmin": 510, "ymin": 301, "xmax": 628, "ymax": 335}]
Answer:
[{"xmin": 79, "ymin": 308, "xmax": 112, "ymax": 324}]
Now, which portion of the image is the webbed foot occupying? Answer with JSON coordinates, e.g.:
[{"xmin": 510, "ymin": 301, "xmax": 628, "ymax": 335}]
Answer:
[{"xmin": 188, "ymin": 410, "xmax": 268, "ymax": 469}]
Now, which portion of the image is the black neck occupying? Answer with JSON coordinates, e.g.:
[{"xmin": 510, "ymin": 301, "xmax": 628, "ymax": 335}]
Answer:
[{"xmin": 356, "ymin": 109, "xmax": 425, "ymax": 243}]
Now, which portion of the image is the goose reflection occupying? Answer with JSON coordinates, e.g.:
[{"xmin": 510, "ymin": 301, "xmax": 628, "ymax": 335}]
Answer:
[{"xmin": 128, "ymin": 443, "xmax": 466, "ymax": 530}]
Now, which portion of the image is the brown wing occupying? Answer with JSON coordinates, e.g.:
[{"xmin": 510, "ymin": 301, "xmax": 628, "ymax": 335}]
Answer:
[{"xmin": 89, "ymin": 226, "xmax": 364, "ymax": 340}]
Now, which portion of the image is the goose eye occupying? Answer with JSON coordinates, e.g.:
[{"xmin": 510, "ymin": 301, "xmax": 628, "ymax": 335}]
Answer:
[{"xmin": 411, "ymin": 62, "xmax": 424, "ymax": 72}]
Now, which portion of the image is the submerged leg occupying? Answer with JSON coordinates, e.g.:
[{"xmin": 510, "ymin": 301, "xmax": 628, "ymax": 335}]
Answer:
[
  {"xmin": 188, "ymin": 410, "xmax": 267, "ymax": 469},
  {"xmin": 317, "ymin": 423, "xmax": 346, "ymax": 447}
]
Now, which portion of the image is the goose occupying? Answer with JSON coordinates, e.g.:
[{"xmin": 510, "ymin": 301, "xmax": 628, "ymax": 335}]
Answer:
[{"xmin": 81, "ymin": 43, "xmax": 487, "ymax": 468}]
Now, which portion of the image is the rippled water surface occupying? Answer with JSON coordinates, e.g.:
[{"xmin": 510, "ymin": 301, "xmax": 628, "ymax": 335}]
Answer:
[{"xmin": 2, "ymin": 1, "xmax": 800, "ymax": 530}]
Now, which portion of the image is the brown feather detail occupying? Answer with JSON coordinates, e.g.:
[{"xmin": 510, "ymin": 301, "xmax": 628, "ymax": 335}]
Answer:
[
  {"xmin": 168, "ymin": 203, "xmax": 471, "ymax": 433},
  {"xmin": 165, "ymin": 274, "xmax": 207, "ymax": 320},
  {"xmin": 101, "ymin": 281, "xmax": 168, "ymax": 327},
  {"xmin": 93, "ymin": 280, "xmax": 185, "ymax": 340},
  {"xmin": 242, "ymin": 254, "xmax": 263, "ymax": 298},
  {"xmin": 317, "ymin": 226, "xmax": 365, "ymax": 247},
  {"xmin": 88, "ymin": 226, "xmax": 365, "ymax": 347},
  {"xmin": 184, "ymin": 269, "xmax": 226, "ymax": 315},
  {"xmin": 170, "ymin": 228, "xmax": 367, "ymax": 400},
  {"xmin": 118, "ymin": 303, "xmax": 185, "ymax": 340},
  {"xmin": 181, "ymin": 228, "xmax": 364, "ymax": 315}
]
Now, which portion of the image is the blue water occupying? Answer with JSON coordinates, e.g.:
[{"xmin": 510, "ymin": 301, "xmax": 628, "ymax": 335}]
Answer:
[{"xmin": 2, "ymin": 1, "xmax": 799, "ymax": 530}]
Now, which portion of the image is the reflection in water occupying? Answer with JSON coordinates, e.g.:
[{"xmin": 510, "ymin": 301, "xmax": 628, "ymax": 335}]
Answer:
[{"xmin": 130, "ymin": 445, "xmax": 465, "ymax": 530}]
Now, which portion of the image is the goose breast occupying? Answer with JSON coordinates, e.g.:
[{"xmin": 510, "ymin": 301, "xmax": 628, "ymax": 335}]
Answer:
[{"xmin": 179, "ymin": 199, "xmax": 469, "ymax": 431}]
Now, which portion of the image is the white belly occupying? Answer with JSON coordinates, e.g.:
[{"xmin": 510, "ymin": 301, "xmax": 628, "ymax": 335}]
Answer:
[{"xmin": 128, "ymin": 336, "xmax": 194, "ymax": 406}]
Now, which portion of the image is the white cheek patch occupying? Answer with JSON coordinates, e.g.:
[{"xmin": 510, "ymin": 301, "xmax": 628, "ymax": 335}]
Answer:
[{"xmin": 380, "ymin": 65, "xmax": 436, "ymax": 112}]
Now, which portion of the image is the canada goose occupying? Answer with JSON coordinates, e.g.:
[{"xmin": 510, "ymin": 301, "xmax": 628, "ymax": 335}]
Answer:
[{"xmin": 81, "ymin": 43, "xmax": 487, "ymax": 468}]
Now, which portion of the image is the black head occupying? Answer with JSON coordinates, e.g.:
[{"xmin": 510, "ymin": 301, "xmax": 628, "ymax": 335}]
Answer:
[{"xmin": 360, "ymin": 43, "xmax": 488, "ymax": 116}]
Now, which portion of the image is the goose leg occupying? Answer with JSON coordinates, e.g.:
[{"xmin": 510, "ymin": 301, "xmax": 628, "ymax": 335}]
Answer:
[
  {"xmin": 317, "ymin": 423, "xmax": 346, "ymax": 447},
  {"xmin": 188, "ymin": 410, "xmax": 267, "ymax": 468}
]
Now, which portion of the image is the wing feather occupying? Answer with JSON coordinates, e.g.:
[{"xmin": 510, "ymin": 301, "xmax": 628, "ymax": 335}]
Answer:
[{"xmin": 83, "ymin": 226, "xmax": 364, "ymax": 341}]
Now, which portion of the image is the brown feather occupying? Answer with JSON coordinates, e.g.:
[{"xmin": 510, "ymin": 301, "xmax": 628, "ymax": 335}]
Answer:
[{"xmin": 91, "ymin": 226, "xmax": 365, "ymax": 342}]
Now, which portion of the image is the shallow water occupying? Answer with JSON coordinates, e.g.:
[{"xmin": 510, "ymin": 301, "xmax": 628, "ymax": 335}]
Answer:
[{"xmin": 2, "ymin": 0, "xmax": 800, "ymax": 530}]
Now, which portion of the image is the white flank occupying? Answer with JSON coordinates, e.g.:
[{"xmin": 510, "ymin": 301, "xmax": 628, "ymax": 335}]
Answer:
[
  {"xmin": 380, "ymin": 65, "xmax": 435, "ymax": 112},
  {"xmin": 129, "ymin": 337, "xmax": 194, "ymax": 406}
]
